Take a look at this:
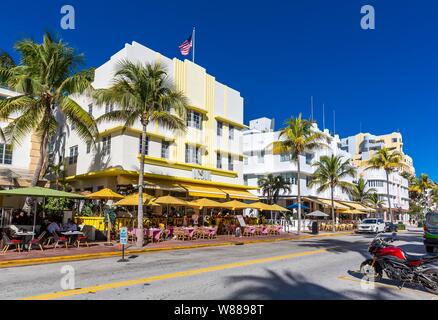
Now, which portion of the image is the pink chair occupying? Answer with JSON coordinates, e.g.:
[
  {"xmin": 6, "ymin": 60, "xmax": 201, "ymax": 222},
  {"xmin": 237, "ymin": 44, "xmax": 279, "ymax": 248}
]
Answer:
[
  {"xmin": 184, "ymin": 228, "xmax": 196, "ymax": 240},
  {"xmin": 153, "ymin": 230, "xmax": 162, "ymax": 243},
  {"xmin": 261, "ymin": 226, "xmax": 269, "ymax": 236},
  {"xmin": 250, "ymin": 227, "xmax": 256, "ymax": 237},
  {"xmin": 209, "ymin": 227, "xmax": 218, "ymax": 239}
]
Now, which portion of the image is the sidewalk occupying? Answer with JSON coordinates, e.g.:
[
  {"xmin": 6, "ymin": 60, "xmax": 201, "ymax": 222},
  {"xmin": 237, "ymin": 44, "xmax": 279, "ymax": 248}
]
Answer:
[{"xmin": 0, "ymin": 231, "xmax": 354, "ymax": 268}]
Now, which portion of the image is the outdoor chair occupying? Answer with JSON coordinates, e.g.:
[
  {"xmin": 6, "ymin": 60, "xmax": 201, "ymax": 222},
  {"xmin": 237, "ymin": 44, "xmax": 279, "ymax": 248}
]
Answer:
[
  {"xmin": 75, "ymin": 231, "xmax": 89, "ymax": 248},
  {"xmin": 261, "ymin": 226, "xmax": 269, "ymax": 236},
  {"xmin": 183, "ymin": 228, "xmax": 196, "ymax": 240},
  {"xmin": 28, "ymin": 231, "xmax": 46, "ymax": 252},
  {"xmin": 242, "ymin": 227, "xmax": 252, "ymax": 237},
  {"xmin": 1, "ymin": 233, "xmax": 22, "ymax": 253},
  {"xmin": 53, "ymin": 233, "xmax": 68, "ymax": 249},
  {"xmin": 128, "ymin": 228, "xmax": 137, "ymax": 244},
  {"xmin": 210, "ymin": 227, "xmax": 218, "ymax": 239}
]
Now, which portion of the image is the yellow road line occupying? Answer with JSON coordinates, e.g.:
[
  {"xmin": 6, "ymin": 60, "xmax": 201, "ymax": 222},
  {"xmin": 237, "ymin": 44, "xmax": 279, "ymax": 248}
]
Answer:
[
  {"xmin": 337, "ymin": 275, "xmax": 437, "ymax": 299},
  {"xmin": 20, "ymin": 248, "xmax": 328, "ymax": 300}
]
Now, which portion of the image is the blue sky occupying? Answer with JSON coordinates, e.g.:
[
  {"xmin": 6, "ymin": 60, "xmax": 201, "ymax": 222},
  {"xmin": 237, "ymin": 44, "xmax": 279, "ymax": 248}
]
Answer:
[{"xmin": 1, "ymin": 0, "xmax": 437, "ymax": 179}]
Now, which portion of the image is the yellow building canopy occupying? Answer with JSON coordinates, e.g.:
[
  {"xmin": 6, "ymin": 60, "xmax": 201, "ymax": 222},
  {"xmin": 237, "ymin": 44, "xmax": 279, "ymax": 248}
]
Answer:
[
  {"xmin": 219, "ymin": 187, "xmax": 259, "ymax": 201},
  {"xmin": 180, "ymin": 183, "xmax": 227, "ymax": 199}
]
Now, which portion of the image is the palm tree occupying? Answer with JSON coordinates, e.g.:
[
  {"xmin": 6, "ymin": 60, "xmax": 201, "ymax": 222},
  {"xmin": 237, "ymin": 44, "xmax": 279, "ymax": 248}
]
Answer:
[
  {"xmin": 410, "ymin": 174, "xmax": 437, "ymax": 213},
  {"xmin": 351, "ymin": 177, "xmax": 377, "ymax": 204},
  {"xmin": 309, "ymin": 155, "xmax": 356, "ymax": 232},
  {"xmin": 367, "ymin": 192, "xmax": 385, "ymax": 210},
  {"xmin": 0, "ymin": 33, "xmax": 97, "ymax": 186},
  {"xmin": 93, "ymin": 61, "xmax": 188, "ymax": 247},
  {"xmin": 366, "ymin": 148, "xmax": 402, "ymax": 222},
  {"xmin": 258, "ymin": 174, "xmax": 291, "ymax": 219},
  {"xmin": 279, "ymin": 113, "xmax": 329, "ymax": 234}
]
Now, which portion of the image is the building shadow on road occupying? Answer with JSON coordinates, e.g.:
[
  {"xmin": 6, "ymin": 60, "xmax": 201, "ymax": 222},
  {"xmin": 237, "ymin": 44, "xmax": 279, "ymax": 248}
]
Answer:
[{"xmin": 224, "ymin": 269, "xmax": 400, "ymax": 300}]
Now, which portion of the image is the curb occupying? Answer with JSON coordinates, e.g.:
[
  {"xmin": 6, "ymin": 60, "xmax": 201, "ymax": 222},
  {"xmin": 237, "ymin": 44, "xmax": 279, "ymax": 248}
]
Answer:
[{"xmin": 0, "ymin": 231, "xmax": 354, "ymax": 269}]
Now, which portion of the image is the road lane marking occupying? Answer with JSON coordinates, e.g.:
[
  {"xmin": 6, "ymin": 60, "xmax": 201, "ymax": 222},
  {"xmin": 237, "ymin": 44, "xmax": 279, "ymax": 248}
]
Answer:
[
  {"xmin": 20, "ymin": 248, "xmax": 328, "ymax": 300},
  {"xmin": 337, "ymin": 275, "xmax": 437, "ymax": 299}
]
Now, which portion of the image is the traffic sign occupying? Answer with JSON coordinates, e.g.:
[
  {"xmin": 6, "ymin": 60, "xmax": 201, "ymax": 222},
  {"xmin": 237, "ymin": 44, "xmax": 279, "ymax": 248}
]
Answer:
[{"xmin": 120, "ymin": 227, "xmax": 128, "ymax": 245}]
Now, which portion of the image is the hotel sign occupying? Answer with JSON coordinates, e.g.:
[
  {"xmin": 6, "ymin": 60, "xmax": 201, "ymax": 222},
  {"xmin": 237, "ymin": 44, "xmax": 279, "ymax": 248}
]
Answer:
[{"xmin": 192, "ymin": 169, "xmax": 211, "ymax": 181}]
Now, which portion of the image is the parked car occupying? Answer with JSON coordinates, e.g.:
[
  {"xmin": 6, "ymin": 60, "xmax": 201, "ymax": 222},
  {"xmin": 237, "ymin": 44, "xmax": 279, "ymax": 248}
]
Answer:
[
  {"xmin": 357, "ymin": 218, "xmax": 385, "ymax": 234},
  {"xmin": 384, "ymin": 222, "xmax": 398, "ymax": 233},
  {"xmin": 424, "ymin": 212, "xmax": 438, "ymax": 253}
]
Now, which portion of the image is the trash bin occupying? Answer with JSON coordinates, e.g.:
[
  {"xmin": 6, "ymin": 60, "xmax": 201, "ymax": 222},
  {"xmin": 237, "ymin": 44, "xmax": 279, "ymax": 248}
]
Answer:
[{"xmin": 311, "ymin": 221, "xmax": 319, "ymax": 235}]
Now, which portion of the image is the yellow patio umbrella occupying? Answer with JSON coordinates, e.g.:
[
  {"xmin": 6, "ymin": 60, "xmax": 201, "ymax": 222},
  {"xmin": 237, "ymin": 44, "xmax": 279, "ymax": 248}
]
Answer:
[
  {"xmin": 85, "ymin": 188, "xmax": 124, "ymax": 244},
  {"xmin": 153, "ymin": 195, "xmax": 199, "ymax": 228},
  {"xmin": 269, "ymin": 204, "xmax": 290, "ymax": 212},
  {"xmin": 248, "ymin": 202, "xmax": 275, "ymax": 211},
  {"xmin": 115, "ymin": 193, "xmax": 154, "ymax": 206},
  {"xmin": 85, "ymin": 188, "xmax": 124, "ymax": 200},
  {"xmin": 221, "ymin": 200, "xmax": 253, "ymax": 210},
  {"xmin": 188, "ymin": 198, "xmax": 223, "ymax": 209}
]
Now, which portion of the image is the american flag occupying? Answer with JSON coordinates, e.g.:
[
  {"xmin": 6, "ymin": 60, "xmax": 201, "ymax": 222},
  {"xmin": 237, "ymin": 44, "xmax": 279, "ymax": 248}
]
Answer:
[{"xmin": 179, "ymin": 34, "xmax": 193, "ymax": 56}]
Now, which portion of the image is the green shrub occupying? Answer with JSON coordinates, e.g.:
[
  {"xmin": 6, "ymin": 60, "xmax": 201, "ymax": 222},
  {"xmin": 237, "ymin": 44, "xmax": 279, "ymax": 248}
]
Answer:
[{"xmin": 397, "ymin": 223, "xmax": 406, "ymax": 230}]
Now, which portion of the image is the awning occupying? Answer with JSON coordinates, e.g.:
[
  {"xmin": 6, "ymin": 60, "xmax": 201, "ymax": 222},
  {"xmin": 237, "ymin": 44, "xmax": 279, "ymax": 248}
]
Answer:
[
  {"xmin": 304, "ymin": 197, "xmax": 350, "ymax": 210},
  {"xmin": 340, "ymin": 201, "xmax": 376, "ymax": 213},
  {"xmin": 144, "ymin": 180, "xmax": 186, "ymax": 193},
  {"xmin": 179, "ymin": 183, "xmax": 227, "ymax": 199},
  {"xmin": 219, "ymin": 187, "xmax": 259, "ymax": 201}
]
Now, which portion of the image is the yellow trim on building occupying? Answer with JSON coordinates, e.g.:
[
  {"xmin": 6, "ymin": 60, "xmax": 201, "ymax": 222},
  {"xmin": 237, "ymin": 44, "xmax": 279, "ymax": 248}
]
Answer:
[
  {"xmin": 180, "ymin": 183, "xmax": 227, "ymax": 199},
  {"xmin": 98, "ymin": 126, "xmax": 175, "ymax": 141},
  {"xmin": 186, "ymin": 105, "xmax": 208, "ymax": 114},
  {"xmin": 219, "ymin": 187, "xmax": 259, "ymax": 201},
  {"xmin": 138, "ymin": 155, "xmax": 238, "ymax": 177},
  {"xmin": 65, "ymin": 168, "xmax": 257, "ymax": 190},
  {"xmin": 214, "ymin": 116, "xmax": 248, "ymax": 129}
]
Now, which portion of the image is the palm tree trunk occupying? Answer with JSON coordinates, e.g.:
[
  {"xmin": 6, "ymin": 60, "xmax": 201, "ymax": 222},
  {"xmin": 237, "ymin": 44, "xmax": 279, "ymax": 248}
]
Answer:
[
  {"xmin": 331, "ymin": 186, "xmax": 336, "ymax": 232},
  {"xmin": 31, "ymin": 133, "xmax": 49, "ymax": 186},
  {"xmin": 136, "ymin": 121, "xmax": 148, "ymax": 247},
  {"xmin": 297, "ymin": 156, "xmax": 301, "ymax": 235},
  {"xmin": 386, "ymin": 171, "xmax": 393, "ymax": 223}
]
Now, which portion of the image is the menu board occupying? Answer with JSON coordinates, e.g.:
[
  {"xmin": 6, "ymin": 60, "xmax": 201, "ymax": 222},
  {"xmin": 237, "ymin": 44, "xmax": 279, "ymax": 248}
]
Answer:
[{"xmin": 236, "ymin": 215, "xmax": 246, "ymax": 227}]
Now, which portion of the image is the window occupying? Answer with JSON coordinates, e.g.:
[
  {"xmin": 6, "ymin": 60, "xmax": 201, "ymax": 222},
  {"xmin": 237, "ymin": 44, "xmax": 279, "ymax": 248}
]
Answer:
[
  {"xmin": 102, "ymin": 136, "xmax": 111, "ymax": 156},
  {"xmin": 306, "ymin": 176, "xmax": 312, "ymax": 187},
  {"xmin": 280, "ymin": 152, "xmax": 292, "ymax": 162},
  {"xmin": 105, "ymin": 104, "xmax": 114, "ymax": 114},
  {"xmin": 139, "ymin": 136, "xmax": 149, "ymax": 155},
  {"xmin": 217, "ymin": 121, "xmax": 223, "ymax": 136},
  {"xmin": 229, "ymin": 125, "xmax": 234, "ymax": 140},
  {"xmin": 88, "ymin": 103, "xmax": 93, "ymax": 116},
  {"xmin": 282, "ymin": 172, "xmax": 298, "ymax": 185},
  {"xmin": 305, "ymin": 153, "xmax": 313, "ymax": 165},
  {"xmin": 228, "ymin": 154, "xmax": 234, "ymax": 171},
  {"xmin": 86, "ymin": 141, "xmax": 91, "ymax": 154},
  {"xmin": 185, "ymin": 144, "xmax": 201, "ymax": 165},
  {"xmin": 161, "ymin": 141, "xmax": 170, "ymax": 159},
  {"xmin": 368, "ymin": 180, "xmax": 384, "ymax": 188},
  {"xmin": 216, "ymin": 152, "xmax": 222, "ymax": 169},
  {"xmin": 69, "ymin": 145, "xmax": 78, "ymax": 164},
  {"xmin": 0, "ymin": 143, "xmax": 13, "ymax": 165},
  {"xmin": 244, "ymin": 157, "xmax": 248, "ymax": 165},
  {"xmin": 187, "ymin": 110, "xmax": 202, "ymax": 129},
  {"xmin": 392, "ymin": 138, "xmax": 398, "ymax": 143},
  {"xmin": 258, "ymin": 150, "xmax": 265, "ymax": 163}
]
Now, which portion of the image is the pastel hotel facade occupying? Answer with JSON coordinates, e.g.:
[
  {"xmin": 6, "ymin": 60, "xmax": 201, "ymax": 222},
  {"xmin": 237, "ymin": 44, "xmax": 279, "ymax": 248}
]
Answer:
[
  {"xmin": 243, "ymin": 118, "xmax": 410, "ymax": 220},
  {"xmin": 60, "ymin": 42, "xmax": 256, "ymax": 200}
]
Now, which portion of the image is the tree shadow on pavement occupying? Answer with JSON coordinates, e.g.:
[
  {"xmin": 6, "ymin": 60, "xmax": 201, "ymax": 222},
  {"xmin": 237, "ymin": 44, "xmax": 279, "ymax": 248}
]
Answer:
[{"xmin": 224, "ymin": 269, "xmax": 400, "ymax": 300}]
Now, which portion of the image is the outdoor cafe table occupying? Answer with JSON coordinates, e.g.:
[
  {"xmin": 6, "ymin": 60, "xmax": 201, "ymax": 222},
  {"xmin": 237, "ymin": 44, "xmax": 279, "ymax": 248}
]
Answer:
[
  {"xmin": 61, "ymin": 231, "xmax": 84, "ymax": 245},
  {"xmin": 145, "ymin": 228, "xmax": 161, "ymax": 243},
  {"xmin": 12, "ymin": 231, "xmax": 36, "ymax": 249}
]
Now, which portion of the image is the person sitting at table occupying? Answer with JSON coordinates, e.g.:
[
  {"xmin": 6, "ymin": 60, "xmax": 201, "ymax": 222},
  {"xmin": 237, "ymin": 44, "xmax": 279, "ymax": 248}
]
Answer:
[
  {"xmin": 64, "ymin": 219, "xmax": 78, "ymax": 232},
  {"xmin": 47, "ymin": 221, "xmax": 61, "ymax": 234}
]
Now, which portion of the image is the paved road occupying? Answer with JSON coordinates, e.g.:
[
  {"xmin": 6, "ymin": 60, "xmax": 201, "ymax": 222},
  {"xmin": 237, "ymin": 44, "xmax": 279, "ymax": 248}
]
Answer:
[{"xmin": 1, "ymin": 230, "xmax": 436, "ymax": 300}]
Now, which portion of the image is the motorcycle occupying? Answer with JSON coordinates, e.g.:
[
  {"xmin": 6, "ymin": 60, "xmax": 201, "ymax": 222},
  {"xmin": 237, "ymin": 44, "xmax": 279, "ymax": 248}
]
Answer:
[{"xmin": 360, "ymin": 233, "xmax": 438, "ymax": 294}]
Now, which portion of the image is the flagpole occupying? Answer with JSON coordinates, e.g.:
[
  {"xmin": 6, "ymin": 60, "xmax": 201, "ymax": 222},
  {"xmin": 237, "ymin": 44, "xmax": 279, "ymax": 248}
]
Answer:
[{"xmin": 192, "ymin": 27, "xmax": 196, "ymax": 63}]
